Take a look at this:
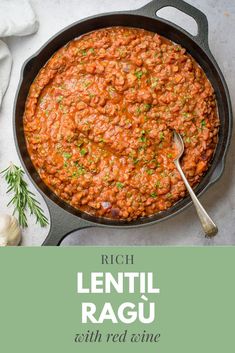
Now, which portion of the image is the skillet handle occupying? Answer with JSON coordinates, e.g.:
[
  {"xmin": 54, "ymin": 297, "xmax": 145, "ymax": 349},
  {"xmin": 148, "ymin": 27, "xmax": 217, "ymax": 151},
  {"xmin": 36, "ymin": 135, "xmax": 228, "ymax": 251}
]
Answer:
[
  {"xmin": 42, "ymin": 197, "xmax": 93, "ymax": 246},
  {"xmin": 136, "ymin": 0, "xmax": 209, "ymax": 51}
]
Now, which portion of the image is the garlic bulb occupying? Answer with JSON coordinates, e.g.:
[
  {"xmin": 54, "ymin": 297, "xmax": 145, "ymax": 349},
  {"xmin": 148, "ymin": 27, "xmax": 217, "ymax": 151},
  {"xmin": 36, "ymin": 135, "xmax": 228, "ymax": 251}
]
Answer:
[{"xmin": 0, "ymin": 214, "xmax": 21, "ymax": 246}]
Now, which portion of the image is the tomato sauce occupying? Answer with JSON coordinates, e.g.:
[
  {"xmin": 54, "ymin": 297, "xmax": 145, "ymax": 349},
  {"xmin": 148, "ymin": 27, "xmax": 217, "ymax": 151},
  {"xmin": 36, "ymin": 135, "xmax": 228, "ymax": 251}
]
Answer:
[{"xmin": 24, "ymin": 27, "xmax": 219, "ymax": 220}]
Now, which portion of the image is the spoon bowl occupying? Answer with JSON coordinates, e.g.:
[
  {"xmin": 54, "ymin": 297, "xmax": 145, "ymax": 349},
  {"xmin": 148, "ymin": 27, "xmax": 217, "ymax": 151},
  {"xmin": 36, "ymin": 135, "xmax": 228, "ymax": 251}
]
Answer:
[
  {"xmin": 173, "ymin": 131, "xmax": 185, "ymax": 160},
  {"xmin": 173, "ymin": 131, "xmax": 218, "ymax": 237}
]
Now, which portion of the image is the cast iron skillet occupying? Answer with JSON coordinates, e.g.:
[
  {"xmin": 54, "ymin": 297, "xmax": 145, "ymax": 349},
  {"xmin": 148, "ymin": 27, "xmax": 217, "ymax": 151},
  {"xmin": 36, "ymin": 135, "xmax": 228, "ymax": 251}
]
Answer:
[{"xmin": 14, "ymin": 0, "xmax": 232, "ymax": 245}]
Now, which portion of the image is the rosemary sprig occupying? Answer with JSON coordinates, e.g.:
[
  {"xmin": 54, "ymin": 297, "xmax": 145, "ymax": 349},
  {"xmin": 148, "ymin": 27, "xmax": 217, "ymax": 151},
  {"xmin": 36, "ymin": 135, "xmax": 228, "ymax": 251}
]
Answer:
[{"xmin": 1, "ymin": 163, "xmax": 49, "ymax": 228}]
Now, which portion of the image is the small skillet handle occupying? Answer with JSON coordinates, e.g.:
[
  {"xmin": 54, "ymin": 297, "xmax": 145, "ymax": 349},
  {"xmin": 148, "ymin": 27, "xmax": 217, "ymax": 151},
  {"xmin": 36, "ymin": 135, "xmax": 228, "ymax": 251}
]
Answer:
[
  {"xmin": 136, "ymin": 0, "xmax": 209, "ymax": 51},
  {"xmin": 42, "ymin": 197, "xmax": 93, "ymax": 246}
]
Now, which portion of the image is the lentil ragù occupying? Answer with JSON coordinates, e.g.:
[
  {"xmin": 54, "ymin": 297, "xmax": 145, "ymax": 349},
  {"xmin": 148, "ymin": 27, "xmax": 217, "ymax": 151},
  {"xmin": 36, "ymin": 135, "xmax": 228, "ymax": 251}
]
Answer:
[{"xmin": 23, "ymin": 27, "xmax": 219, "ymax": 221}]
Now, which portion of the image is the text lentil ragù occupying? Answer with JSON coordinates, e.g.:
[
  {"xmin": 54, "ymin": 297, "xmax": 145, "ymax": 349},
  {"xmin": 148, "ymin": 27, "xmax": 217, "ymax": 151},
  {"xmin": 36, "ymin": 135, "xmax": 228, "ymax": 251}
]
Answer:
[{"xmin": 24, "ymin": 27, "xmax": 219, "ymax": 221}]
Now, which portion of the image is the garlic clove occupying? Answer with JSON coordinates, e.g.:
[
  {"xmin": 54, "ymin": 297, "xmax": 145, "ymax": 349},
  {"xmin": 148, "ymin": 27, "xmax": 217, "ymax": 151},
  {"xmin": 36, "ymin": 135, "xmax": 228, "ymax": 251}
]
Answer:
[
  {"xmin": 0, "ymin": 214, "xmax": 22, "ymax": 246},
  {"xmin": 0, "ymin": 236, "xmax": 8, "ymax": 246}
]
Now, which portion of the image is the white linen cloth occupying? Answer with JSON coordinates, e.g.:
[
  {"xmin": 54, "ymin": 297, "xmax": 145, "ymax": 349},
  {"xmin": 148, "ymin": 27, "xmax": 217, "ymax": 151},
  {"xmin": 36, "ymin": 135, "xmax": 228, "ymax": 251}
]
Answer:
[{"xmin": 0, "ymin": 0, "xmax": 39, "ymax": 107}]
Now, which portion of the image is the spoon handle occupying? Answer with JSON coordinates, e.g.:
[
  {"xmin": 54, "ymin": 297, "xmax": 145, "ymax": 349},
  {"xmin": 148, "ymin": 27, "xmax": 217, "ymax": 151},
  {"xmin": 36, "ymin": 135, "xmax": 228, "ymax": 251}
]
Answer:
[{"xmin": 174, "ymin": 160, "xmax": 218, "ymax": 237}]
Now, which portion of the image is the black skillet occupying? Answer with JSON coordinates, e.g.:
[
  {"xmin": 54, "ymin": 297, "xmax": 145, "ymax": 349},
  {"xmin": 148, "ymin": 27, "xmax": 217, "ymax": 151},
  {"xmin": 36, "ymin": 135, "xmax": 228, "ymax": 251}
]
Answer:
[{"xmin": 14, "ymin": 0, "xmax": 232, "ymax": 245}]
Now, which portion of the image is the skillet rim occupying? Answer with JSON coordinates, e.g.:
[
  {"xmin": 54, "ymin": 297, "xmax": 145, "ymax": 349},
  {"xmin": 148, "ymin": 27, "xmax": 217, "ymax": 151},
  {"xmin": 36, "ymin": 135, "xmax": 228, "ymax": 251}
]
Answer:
[{"xmin": 13, "ymin": 11, "xmax": 233, "ymax": 228}]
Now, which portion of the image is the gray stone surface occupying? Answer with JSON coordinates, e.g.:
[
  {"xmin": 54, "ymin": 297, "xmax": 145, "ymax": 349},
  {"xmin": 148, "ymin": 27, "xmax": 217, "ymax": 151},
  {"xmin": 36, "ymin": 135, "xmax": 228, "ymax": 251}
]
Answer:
[{"xmin": 0, "ymin": 0, "xmax": 234, "ymax": 246}]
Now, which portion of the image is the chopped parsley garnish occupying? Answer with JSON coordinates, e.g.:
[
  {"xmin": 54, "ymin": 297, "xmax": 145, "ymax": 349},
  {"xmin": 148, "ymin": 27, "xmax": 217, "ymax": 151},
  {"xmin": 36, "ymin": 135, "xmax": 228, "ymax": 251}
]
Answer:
[
  {"xmin": 72, "ymin": 164, "xmax": 86, "ymax": 176},
  {"xmin": 201, "ymin": 120, "xmax": 206, "ymax": 127},
  {"xmin": 144, "ymin": 115, "xmax": 148, "ymax": 122},
  {"xmin": 159, "ymin": 132, "xmax": 164, "ymax": 140},
  {"xmin": 116, "ymin": 182, "xmax": 124, "ymax": 189},
  {"xmin": 84, "ymin": 81, "xmax": 91, "ymax": 88},
  {"xmin": 150, "ymin": 192, "xmax": 157, "ymax": 198},
  {"xmin": 81, "ymin": 49, "xmax": 87, "ymax": 56},
  {"xmin": 139, "ymin": 136, "xmax": 147, "ymax": 143},
  {"xmin": 167, "ymin": 153, "xmax": 173, "ymax": 158},
  {"xmin": 133, "ymin": 158, "xmax": 139, "ymax": 165},
  {"xmin": 77, "ymin": 166, "xmax": 86, "ymax": 175},
  {"xmin": 80, "ymin": 148, "xmax": 88, "ymax": 156},
  {"xmin": 135, "ymin": 70, "xmax": 143, "ymax": 79},
  {"xmin": 144, "ymin": 104, "xmax": 151, "ymax": 111},
  {"xmin": 155, "ymin": 181, "xmax": 161, "ymax": 188},
  {"xmin": 139, "ymin": 130, "xmax": 147, "ymax": 142},
  {"xmin": 147, "ymin": 169, "xmax": 154, "ymax": 175},
  {"xmin": 63, "ymin": 152, "xmax": 72, "ymax": 159}
]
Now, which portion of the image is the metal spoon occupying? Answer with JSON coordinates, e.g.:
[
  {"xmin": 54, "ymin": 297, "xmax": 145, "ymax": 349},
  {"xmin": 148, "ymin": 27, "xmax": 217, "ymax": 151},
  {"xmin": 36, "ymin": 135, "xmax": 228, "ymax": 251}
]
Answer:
[{"xmin": 173, "ymin": 131, "xmax": 218, "ymax": 237}]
